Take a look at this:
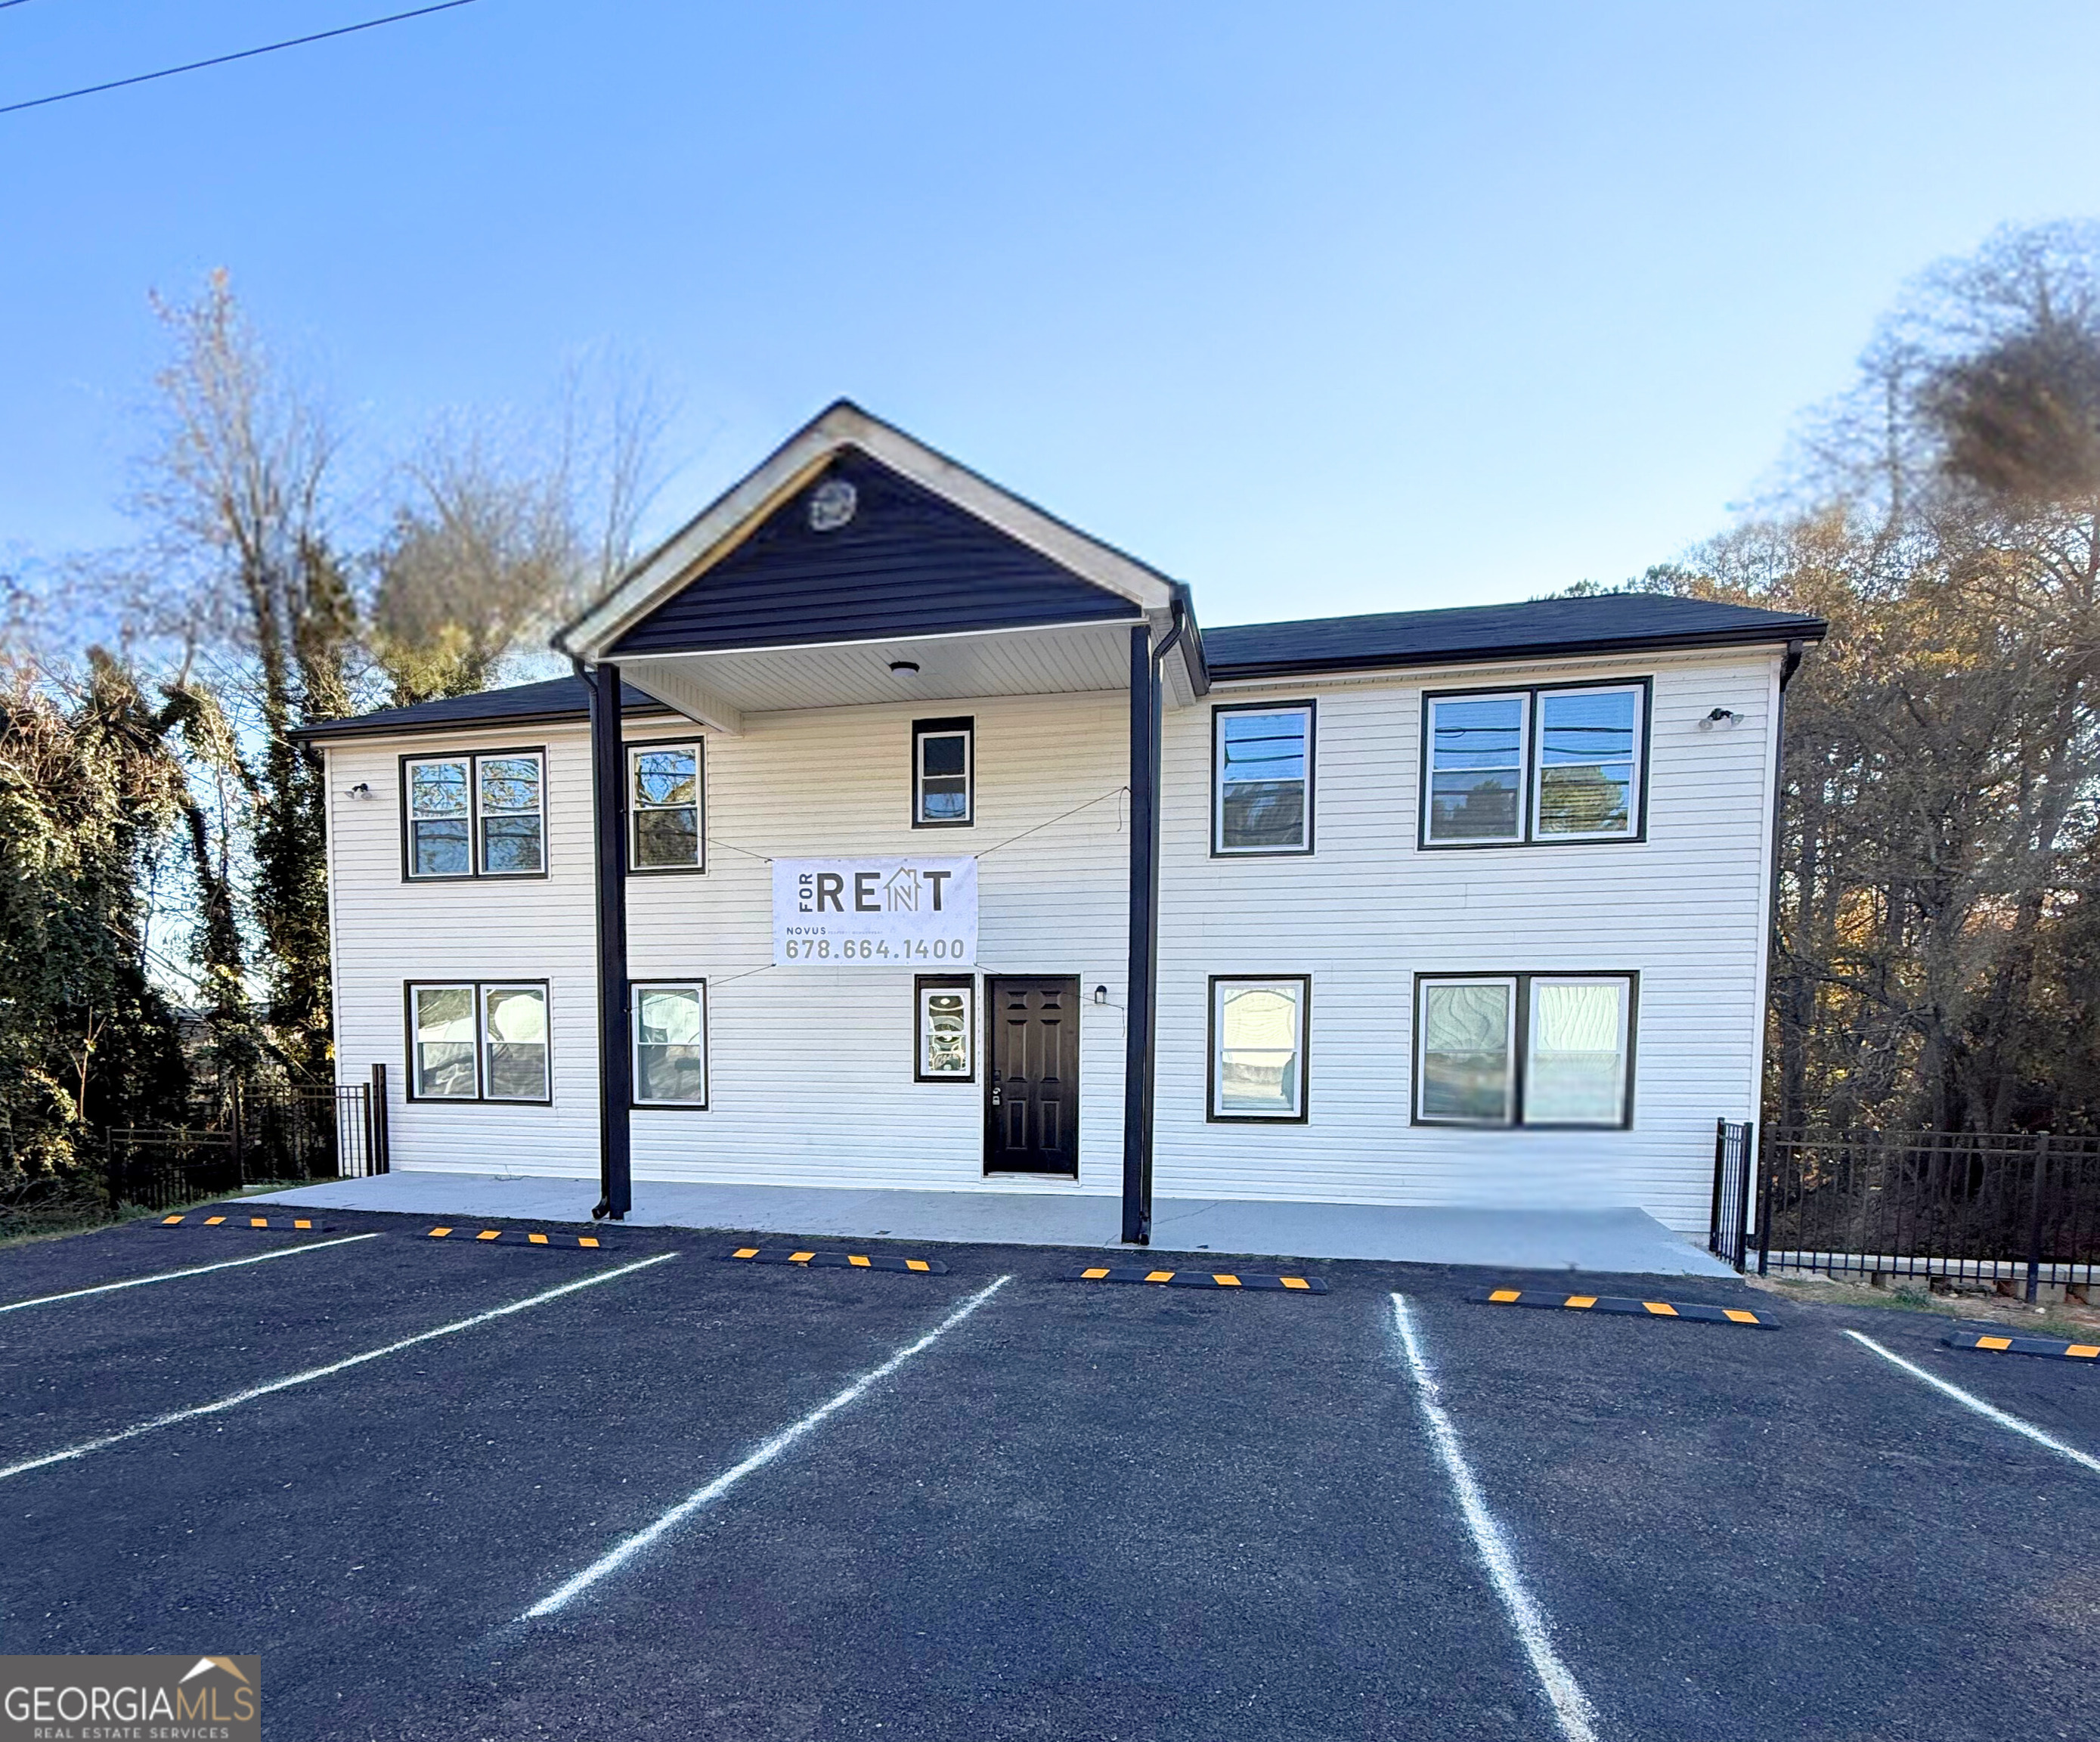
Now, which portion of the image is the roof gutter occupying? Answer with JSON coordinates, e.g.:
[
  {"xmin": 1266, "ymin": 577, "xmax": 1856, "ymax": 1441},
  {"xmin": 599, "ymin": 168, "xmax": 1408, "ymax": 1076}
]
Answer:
[{"xmin": 1206, "ymin": 620, "xmax": 1831, "ymax": 685}]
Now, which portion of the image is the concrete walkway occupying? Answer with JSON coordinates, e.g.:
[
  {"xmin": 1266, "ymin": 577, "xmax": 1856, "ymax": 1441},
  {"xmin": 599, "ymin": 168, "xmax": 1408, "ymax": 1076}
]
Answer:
[{"xmin": 252, "ymin": 1171, "xmax": 1735, "ymax": 1276}]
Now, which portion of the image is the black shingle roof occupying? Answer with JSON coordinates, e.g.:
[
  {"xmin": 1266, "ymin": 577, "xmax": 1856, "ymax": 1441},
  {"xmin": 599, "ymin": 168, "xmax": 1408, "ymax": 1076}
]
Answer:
[
  {"xmin": 296, "ymin": 594, "xmax": 1825, "ymax": 739},
  {"xmin": 1200, "ymin": 593, "xmax": 1825, "ymax": 681},
  {"xmin": 295, "ymin": 676, "xmax": 669, "ymax": 742}
]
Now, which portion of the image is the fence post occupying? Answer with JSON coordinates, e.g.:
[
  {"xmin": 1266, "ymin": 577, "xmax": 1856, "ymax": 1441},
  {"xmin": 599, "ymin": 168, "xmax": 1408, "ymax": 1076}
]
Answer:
[
  {"xmin": 1709, "ymin": 1118, "xmax": 1727, "ymax": 1258},
  {"xmin": 2026, "ymin": 1132, "xmax": 2050, "ymax": 1306},
  {"xmin": 1756, "ymin": 1130, "xmax": 1774, "ymax": 1277},
  {"xmin": 370, "ymin": 1062, "xmax": 389, "ymax": 1175},
  {"xmin": 229, "ymin": 1081, "xmax": 245, "ymax": 1188},
  {"xmin": 1732, "ymin": 1121, "xmax": 1755, "ymax": 1275}
]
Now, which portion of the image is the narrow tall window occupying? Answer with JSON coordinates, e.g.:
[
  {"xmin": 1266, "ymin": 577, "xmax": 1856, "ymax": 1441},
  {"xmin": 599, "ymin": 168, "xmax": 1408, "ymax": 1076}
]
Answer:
[
  {"xmin": 915, "ymin": 975, "xmax": 975, "ymax": 1082},
  {"xmin": 406, "ymin": 981, "xmax": 553, "ymax": 1102},
  {"xmin": 1210, "ymin": 976, "xmax": 1309, "ymax": 1120},
  {"xmin": 1417, "ymin": 978, "xmax": 1516, "ymax": 1124},
  {"xmin": 913, "ymin": 718, "xmax": 974, "ymax": 827},
  {"xmin": 483, "ymin": 984, "xmax": 550, "ymax": 1101},
  {"xmin": 411, "ymin": 984, "xmax": 479, "ymax": 1098},
  {"xmin": 1525, "ymin": 978, "xmax": 1632, "ymax": 1124},
  {"xmin": 403, "ymin": 749, "xmax": 547, "ymax": 879},
  {"xmin": 630, "ymin": 742, "xmax": 703, "ymax": 871},
  {"xmin": 1213, "ymin": 703, "xmax": 1315, "ymax": 854},
  {"xmin": 632, "ymin": 982, "xmax": 707, "ymax": 1107},
  {"xmin": 1422, "ymin": 683, "xmax": 1646, "ymax": 848},
  {"xmin": 407, "ymin": 759, "xmax": 472, "ymax": 877},
  {"xmin": 1424, "ymin": 696, "xmax": 1526, "ymax": 843}
]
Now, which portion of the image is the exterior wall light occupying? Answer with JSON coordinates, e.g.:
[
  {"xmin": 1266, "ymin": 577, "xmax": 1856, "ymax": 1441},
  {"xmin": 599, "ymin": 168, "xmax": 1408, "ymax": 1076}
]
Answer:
[
  {"xmin": 348, "ymin": 782, "xmax": 373, "ymax": 798},
  {"xmin": 889, "ymin": 660, "xmax": 920, "ymax": 675},
  {"xmin": 1094, "ymin": 984, "xmax": 1109, "ymax": 1005},
  {"xmin": 1699, "ymin": 708, "xmax": 1742, "ymax": 730}
]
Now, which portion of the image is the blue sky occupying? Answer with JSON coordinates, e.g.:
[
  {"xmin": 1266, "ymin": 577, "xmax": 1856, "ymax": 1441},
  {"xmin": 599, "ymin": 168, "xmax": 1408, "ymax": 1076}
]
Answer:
[{"xmin": 5, "ymin": 2, "xmax": 2099, "ymax": 628}]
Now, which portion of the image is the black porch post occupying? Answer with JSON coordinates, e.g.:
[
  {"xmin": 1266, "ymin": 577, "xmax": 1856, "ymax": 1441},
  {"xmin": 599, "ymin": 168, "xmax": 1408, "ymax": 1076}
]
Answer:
[
  {"xmin": 587, "ymin": 661, "xmax": 633, "ymax": 1220},
  {"xmin": 1122, "ymin": 624, "xmax": 1161, "ymax": 1245}
]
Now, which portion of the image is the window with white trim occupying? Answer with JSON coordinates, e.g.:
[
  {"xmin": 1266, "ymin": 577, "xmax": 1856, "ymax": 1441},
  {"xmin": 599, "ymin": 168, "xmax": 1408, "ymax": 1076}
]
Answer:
[
  {"xmin": 1422, "ymin": 683, "xmax": 1644, "ymax": 846},
  {"xmin": 408, "ymin": 981, "xmax": 550, "ymax": 1102},
  {"xmin": 404, "ymin": 750, "xmax": 545, "ymax": 878},
  {"xmin": 913, "ymin": 718, "xmax": 973, "ymax": 826},
  {"xmin": 1210, "ymin": 975, "xmax": 1309, "ymax": 1120},
  {"xmin": 630, "ymin": 742, "xmax": 702, "ymax": 871},
  {"xmin": 632, "ymin": 982, "xmax": 707, "ymax": 1107},
  {"xmin": 1213, "ymin": 703, "xmax": 1315, "ymax": 854},
  {"xmin": 1414, "ymin": 973, "xmax": 1634, "ymax": 1127}
]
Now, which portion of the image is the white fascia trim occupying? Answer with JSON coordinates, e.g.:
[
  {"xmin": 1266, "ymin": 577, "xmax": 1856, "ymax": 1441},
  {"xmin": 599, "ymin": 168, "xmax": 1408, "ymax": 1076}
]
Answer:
[
  {"xmin": 559, "ymin": 404, "xmax": 1177, "ymax": 660},
  {"xmin": 630, "ymin": 616, "xmax": 1144, "ymax": 664}
]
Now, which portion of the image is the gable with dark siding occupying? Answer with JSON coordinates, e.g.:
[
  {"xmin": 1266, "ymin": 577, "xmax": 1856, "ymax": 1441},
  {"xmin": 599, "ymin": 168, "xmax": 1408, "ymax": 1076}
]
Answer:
[{"xmin": 609, "ymin": 449, "xmax": 1141, "ymax": 657}]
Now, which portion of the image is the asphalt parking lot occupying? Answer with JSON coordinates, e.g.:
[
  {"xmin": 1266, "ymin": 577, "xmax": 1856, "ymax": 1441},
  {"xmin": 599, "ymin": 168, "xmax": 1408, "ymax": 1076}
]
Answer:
[{"xmin": 3, "ymin": 1210, "xmax": 2097, "ymax": 1741}]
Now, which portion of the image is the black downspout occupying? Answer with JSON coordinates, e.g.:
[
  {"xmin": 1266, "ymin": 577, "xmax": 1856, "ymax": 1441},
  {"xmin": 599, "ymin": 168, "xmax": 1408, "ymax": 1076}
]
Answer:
[
  {"xmin": 1121, "ymin": 603, "xmax": 1186, "ymax": 1246},
  {"xmin": 1754, "ymin": 637, "xmax": 1806, "ymax": 1256},
  {"xmin": 583, "ymin": 659, "xmax": 633, "ymax": 1220}
]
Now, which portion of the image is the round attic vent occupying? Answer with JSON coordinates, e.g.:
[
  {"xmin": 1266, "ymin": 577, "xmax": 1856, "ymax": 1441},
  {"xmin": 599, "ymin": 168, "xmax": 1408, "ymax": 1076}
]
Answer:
[{"xmin": 808, "ymin": 478, "xmax": 857, "ymax": 532}]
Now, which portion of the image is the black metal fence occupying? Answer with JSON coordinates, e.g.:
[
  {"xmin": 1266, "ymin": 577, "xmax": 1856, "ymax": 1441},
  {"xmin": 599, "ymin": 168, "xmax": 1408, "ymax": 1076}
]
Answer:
[
  {"xmin": 1708, "ymin": 1119, "xmax": 1755, "ymax": 1271},
  {"xmin": 104, "ymin": 1068, "xmax": 389, "ymax": 1216},
  {"xmin": 1715, "ymin": 1126, "xmax": 2100, "ymax": 1300}
]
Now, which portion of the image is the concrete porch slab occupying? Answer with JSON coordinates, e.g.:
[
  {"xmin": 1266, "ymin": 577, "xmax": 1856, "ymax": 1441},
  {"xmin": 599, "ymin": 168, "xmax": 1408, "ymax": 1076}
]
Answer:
[{"xmin": 249, "ymin": 1172, "xmax": 1736, "ymax": 1276}]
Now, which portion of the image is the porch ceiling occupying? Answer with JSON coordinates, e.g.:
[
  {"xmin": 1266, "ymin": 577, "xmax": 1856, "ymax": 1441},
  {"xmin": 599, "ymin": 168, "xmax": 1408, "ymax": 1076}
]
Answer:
[{"xmin": 618, "ymin": 618, "xmax": 1187, "ymax": 735}]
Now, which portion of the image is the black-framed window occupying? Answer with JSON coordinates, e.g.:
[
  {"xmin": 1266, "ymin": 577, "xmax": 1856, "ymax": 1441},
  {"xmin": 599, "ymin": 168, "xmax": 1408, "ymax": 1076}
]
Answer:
[
  {"xmin": 1213, "ymin": 702, "xmax": 1315, "ymax": 854},
  {"xmin": 912, "ymin": 718, "xmax": 974, "ymax": 827},
  {"xmin": 629, "ymin": 741, "xmax": 704, "ymax": 873},
  {"xmin": 1413, "ymin": 972, "xmax": 1636, "ymax": 1128},
  {"xmin": 1208, "ymin": 975, "xmax": 1310, "ymax": 1121},
  {"xmin": 632, "ymin": 981, "xmax": 707, "ymax": 1108},
  {"xmin": 407, "ymin": 981, "xmax": 551, "ymax": 1102},
  {"xmin": 915, "ymin": 975, "xmax": 975, "ymax": 1083},
  {"xmin": 1420, "ymin": 681, "xmax": 1647, "ymax": 847},
  {"xmin": 403, "ymin": 749, "xmax": 546, "ymax": 879}
]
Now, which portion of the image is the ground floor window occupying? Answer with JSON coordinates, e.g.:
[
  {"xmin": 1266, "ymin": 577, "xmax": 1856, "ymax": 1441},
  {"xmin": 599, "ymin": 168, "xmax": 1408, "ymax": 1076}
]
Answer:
[
  {"xmin": 915, "ymin": 975, "xmax": 975, "ymax": 1082},
  {"xmin": 1414, "ymin": 973, "xmax": 1634, "ymax": 1127},
  {"xmin": 632, "ymin": 982, "xmax": 708, "ymax": 1107},
  {"xmin": 1209, "ymin": 975, "xmax": 1309, "ymax": 1121},
  {"xmin": 407, "ymin": 981, "xmax": 550, "ymax": 1102}
]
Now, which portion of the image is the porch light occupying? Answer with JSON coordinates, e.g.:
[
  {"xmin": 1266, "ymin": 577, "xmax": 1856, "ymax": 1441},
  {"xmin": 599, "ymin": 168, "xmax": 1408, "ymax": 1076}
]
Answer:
[
  {"xmin": 1699, "ymin": 708, "xmax": 1742, "ymax": 729},
  {"xmin": 890, "ymin": 660, "xmax": 921, "ymax": 674}
]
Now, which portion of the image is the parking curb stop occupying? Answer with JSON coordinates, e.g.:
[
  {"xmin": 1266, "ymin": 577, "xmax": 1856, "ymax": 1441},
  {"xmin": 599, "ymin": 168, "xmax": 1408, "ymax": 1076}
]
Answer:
[
  {"xmin": 1944, "ymin": 1328, "xmax": 2099, "ymax": 1362},
  {"xmin": 160, "ymin": 1213, "xmax": 334, "ymax": 1232},
  {"xmin": 1064, "ymin": 1266, "xmax": 1328, "ymax": 1293},
  {"xmin": 1468, "ymin": 1287, "xmax": 1779, "ymax": 1327},
  {"xmin": 426, "ymin": 1227, "xmax": 609, "ymax": 1250},
  {"xmin": 721, "ymin": 1247, "xmax": 949, "ymax": 1275}
]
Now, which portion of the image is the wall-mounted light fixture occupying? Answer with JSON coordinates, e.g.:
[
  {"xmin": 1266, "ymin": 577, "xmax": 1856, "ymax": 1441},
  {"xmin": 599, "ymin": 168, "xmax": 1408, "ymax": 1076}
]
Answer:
[
  {"xmin": 1699, "ymin": 708, "xmax": 1742, "ymax": 730},
  {"xmin": 1093, "ymin": 984, "xmax": 1108, "ymax": 1006},
  {"xmin": 889, "ymin": 660, "xmax": 920, "ymax": 675},
  {"xmin": 348, "ymin": 781, "xmax": 373, "ymax": 799}
]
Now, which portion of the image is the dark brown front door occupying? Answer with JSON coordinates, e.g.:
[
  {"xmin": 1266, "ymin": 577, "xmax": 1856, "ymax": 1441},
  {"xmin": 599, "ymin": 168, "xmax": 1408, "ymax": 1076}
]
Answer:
[{"xmin": 985, "ymin": 976, "xmax": 1079, "ymax": 1175}]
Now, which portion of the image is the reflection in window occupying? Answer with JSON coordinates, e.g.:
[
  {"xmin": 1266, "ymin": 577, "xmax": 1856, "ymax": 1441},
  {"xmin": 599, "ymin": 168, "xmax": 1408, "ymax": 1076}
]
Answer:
[
  {"xmin": 1535, "ymin": 689, "xmax": 1638, "ymax": 838},
  {"xmin": 1212, "ymin": 977, "xmax": 1308, "ymax": 1117},
  {"xmin": 412, "ymin": 984, "xmax": 478, "ymax": 1098},
  {"xmin": 914, "ymin": 722, "xmax": 973, "ymax": 826},
  {"xmin": 407, "ymin": 760, "xmax": 471, "ymax": 877},
  {"xmin": 633, "ymin": 983, "xmax": 707, "ymax": 1106},
  {"xmin": 1215, "ymin": 706, "xmax": 1312, "ymax": 852},
  {"xmin": 1525, "ymin": 978, "xmax": 1631, "ymax": 1124},
  {"xmin": 1426, "ymin": 696, "xmax": 1525, "ymax": 842},
  {"xmin": 916, "ymin": 978, "xmax": 974, "ymax": 1080},
  {"xmin": 1417, "ymin": 979, "xmax": 1515, "ymax": 1123},
  {"xmin": 404, "ymin": 752, "xmax": 544, "ymax": 879},
  {"xmin": 478, "ymin": 756, "xmax": 544, "ymax": 874},
  {"xmin": 630, "ymin": 744, "xmax": 702, "ymax": 869},
  {"xmin": 483, "ymin": 984, "xmax": 550, "ymax": 1100}
]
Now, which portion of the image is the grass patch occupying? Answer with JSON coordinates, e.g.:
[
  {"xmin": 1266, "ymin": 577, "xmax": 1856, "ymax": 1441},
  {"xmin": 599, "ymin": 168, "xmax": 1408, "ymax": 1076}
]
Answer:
[{"xmin": 1749, "ymin": 1270, "xmax": 2100, "ymax": 1342}]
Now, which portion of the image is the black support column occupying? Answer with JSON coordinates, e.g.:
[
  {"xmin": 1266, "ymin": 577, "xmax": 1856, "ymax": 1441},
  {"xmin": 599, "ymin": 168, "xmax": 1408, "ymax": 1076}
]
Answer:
[
  {"xmin": 1122, "ymin": 624, "xmax": 1162, "ymax": 1245},
  {"xmin": 587, "ymin": 661, "xmax": 633, "ymax": 1220}
]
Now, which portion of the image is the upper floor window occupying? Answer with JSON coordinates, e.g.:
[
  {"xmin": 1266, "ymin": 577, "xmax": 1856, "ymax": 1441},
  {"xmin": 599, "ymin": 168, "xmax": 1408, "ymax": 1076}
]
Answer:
[
  {"xmin": 913, "ymin": 718, "xmax": 974, "ymax": 827},
  {"xmin": 1414, "ymin": 972, "xmax": 1634, "ymax": 1127},
  {"xmin": 404, "ymin": 750, "xmax": 545, "ymax": 879},
  {"xmin": 630, "ymin": 741, "xmax": 703, "ymax": 872},
  {"xmin": 1421, "ymin": 682, "xmax": 1645, "ymax": 847},
  {"xmin": 1213, "ymin": 702, "xmax": 1315, "ymax": 855}
]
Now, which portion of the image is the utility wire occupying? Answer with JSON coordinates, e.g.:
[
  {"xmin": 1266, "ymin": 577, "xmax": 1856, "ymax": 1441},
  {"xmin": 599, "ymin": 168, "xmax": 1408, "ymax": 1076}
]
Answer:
[{"xmin": 0, "ymin": 0, "xmax": 482, "ymax": 117}]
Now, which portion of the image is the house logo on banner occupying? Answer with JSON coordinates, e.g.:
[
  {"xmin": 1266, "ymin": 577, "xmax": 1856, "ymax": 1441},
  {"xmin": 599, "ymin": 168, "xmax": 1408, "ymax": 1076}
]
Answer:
[{"xmin": 773, "ymin": 857, "xmax": 977, "ymax": 966}]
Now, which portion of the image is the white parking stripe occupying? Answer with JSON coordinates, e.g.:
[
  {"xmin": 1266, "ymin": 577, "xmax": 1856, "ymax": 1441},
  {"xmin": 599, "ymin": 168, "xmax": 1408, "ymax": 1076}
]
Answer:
[
  {"xmin": 1843, "ymin": 1329, "xmax": 2100, "ymax": 1477},
  {"xmin": 1390, "ymin": 1294, "xmax": 1601, "ymax": 1742},
  {"xmin": 523, "ymin": 1272, "xmax": 1013, "ymax": 1620},
  {"xmin": 0, "ymin": 1233, "xmax": 383, "ymax": 1314},
  {"xmin": 0, "ymin": 1251, "xmax": 678, "ymax": 1484}
]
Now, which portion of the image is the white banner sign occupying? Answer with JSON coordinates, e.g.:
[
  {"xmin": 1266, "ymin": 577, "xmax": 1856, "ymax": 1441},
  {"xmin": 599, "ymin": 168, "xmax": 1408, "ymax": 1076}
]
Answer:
[{"xmin": 772, "ymin": 857, "xmax": 977, "ymax": 967}]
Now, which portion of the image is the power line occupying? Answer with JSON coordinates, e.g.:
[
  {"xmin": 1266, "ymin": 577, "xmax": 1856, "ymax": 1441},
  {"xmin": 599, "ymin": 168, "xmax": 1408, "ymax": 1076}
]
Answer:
[{"xmin": 0, "ymin": 0, "xmax": 483, "ymax": 117}]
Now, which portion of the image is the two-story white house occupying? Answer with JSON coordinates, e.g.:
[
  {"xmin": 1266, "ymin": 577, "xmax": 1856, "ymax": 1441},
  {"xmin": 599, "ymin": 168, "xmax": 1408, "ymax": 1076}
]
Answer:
[{"xmin": 303, "ymin": 402, "xmax": 1823, "ymax": 1244}]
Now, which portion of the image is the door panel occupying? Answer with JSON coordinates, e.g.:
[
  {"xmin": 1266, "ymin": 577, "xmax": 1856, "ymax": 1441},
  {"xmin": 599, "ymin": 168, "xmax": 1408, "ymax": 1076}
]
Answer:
[{"xmin": 986, "ymin": 976, "xmax": 1079, "ymax": 1175}]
